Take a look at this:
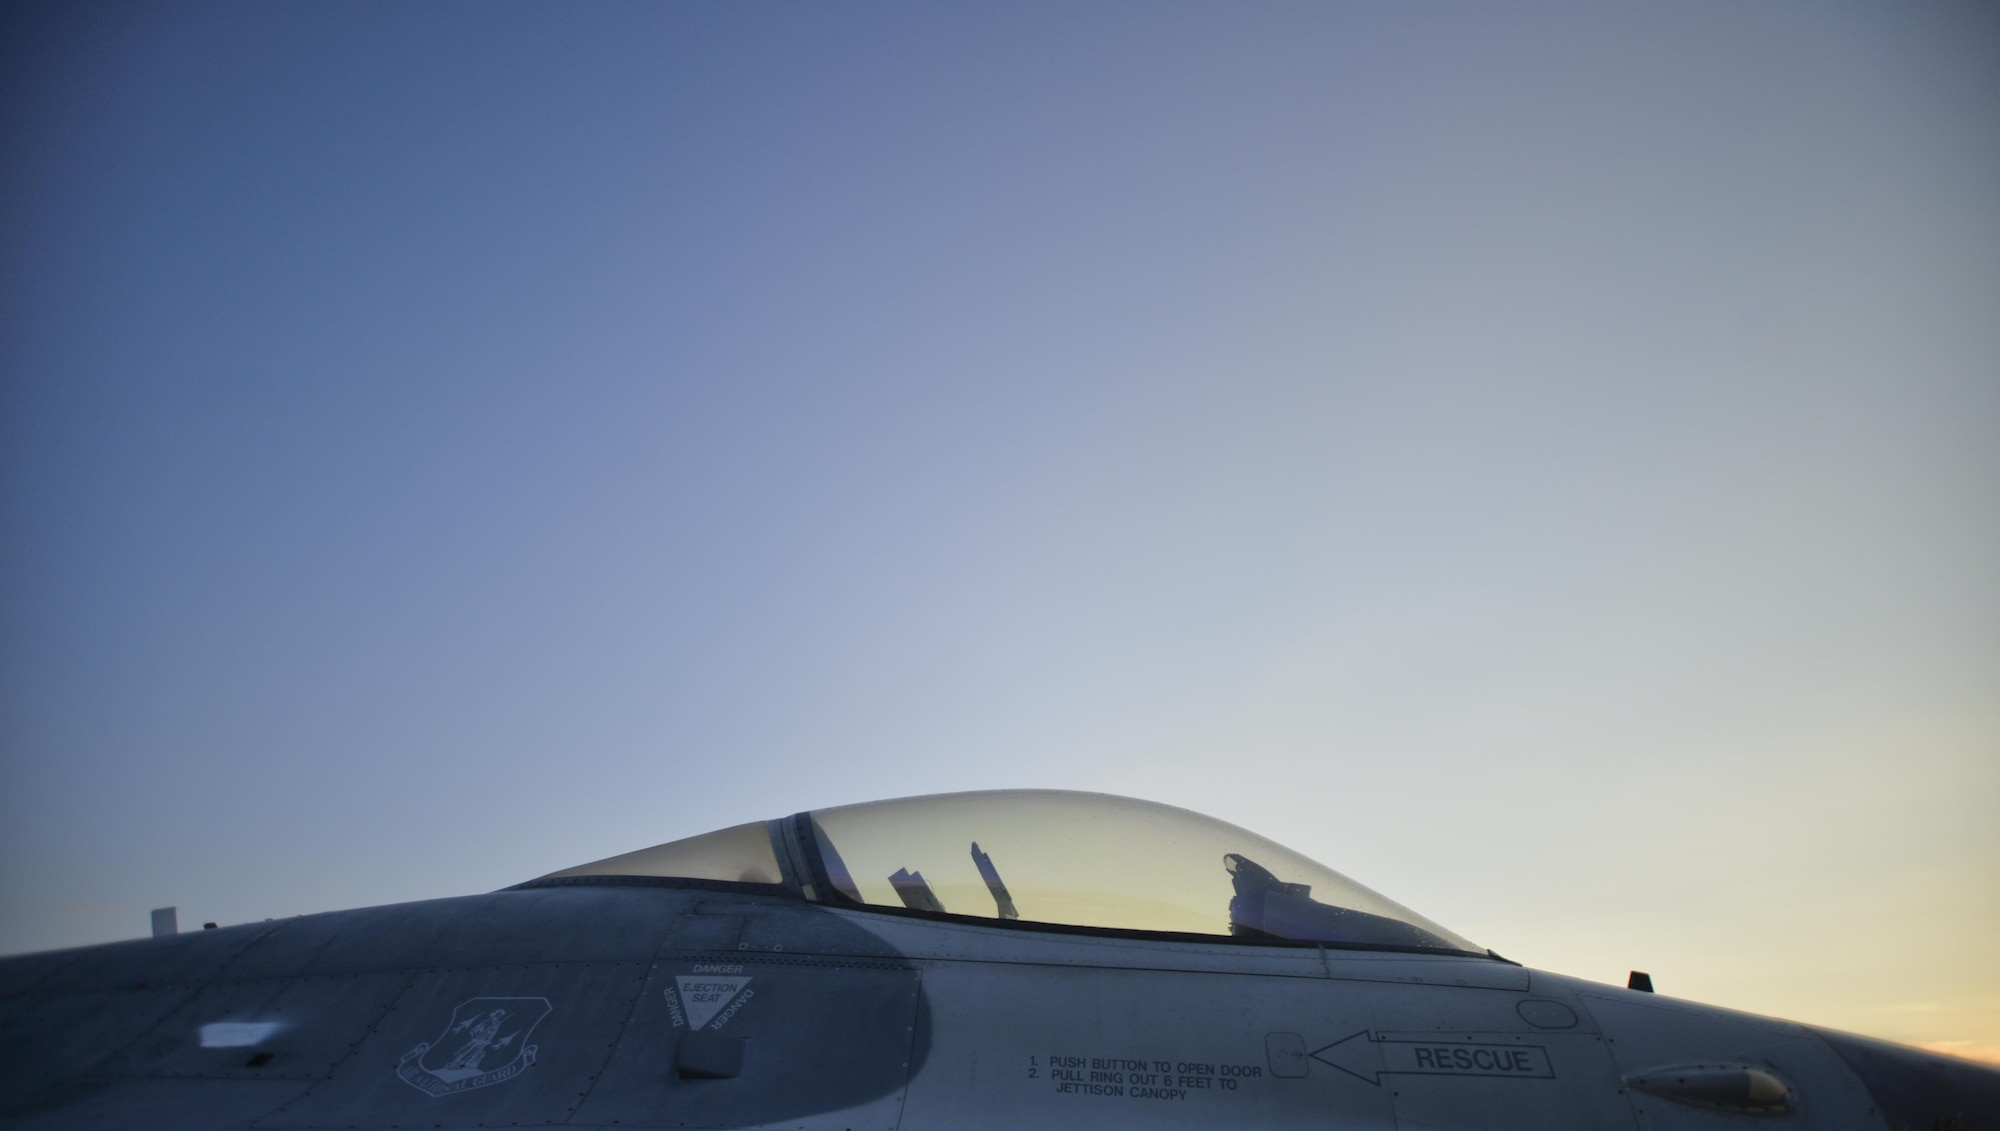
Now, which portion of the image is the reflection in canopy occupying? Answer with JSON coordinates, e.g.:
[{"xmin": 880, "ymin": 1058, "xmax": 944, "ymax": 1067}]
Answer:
[{"xmin": 802, "ymin": 791, "xmax": 1475, "ymax": 952}]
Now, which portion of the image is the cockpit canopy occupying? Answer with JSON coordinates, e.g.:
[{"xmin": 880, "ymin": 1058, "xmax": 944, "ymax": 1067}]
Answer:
[{"xmin": 538, "ymin": 790, "xmax": 1479, "ymax": 955}]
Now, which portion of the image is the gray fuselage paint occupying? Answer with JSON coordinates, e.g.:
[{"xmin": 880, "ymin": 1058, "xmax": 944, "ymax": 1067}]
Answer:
[{"xmin": 2, "ymin": 881, "xmax": 1995, "ymax": 1130}]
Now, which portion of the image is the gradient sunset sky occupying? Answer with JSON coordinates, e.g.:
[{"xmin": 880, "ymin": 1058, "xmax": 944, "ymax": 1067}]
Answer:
[{"xmin": 2, "ymin": 1, "xmax": 1996, "ymax": 1060}]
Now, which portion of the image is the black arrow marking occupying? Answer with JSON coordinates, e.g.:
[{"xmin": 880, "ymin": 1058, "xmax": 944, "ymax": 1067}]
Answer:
[{"xmin": 1310, "ymin": 1031, "xmax": 1555, "ymax": 1085}]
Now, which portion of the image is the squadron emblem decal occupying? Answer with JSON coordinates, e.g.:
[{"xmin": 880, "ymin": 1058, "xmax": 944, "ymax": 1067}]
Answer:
[{"xmin": 396, "ymin": 996, "xmax": 552, "ymax": 1096}]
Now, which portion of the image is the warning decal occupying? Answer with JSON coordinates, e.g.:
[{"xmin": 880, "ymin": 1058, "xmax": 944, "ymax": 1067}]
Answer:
[{"xmin": 674, "ymin": 975, "xmax": 753, "ymax": 1031}]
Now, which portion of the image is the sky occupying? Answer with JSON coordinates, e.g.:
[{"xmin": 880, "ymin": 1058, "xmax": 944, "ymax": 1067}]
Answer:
[{"xmin": 2, "ymin": 0, "xmax": 1996, "ymax": 1063}]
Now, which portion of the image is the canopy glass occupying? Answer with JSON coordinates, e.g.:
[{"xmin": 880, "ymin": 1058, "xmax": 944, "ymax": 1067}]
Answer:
[{"xmin": 540, "ymin": 790, "xmax": 1478, "ymax": 954}]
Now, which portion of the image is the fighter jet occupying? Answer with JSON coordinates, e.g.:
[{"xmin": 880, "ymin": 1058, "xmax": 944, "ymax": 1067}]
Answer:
[{"xmin": 2, "ymin": 789, "xmax": 1994, "ymax": 1128}]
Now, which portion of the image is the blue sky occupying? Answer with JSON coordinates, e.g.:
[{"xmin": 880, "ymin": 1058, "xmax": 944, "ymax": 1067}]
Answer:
[{"xmin": 3, "ymin": 1, "xmax": 1996, "ymax": 1058}]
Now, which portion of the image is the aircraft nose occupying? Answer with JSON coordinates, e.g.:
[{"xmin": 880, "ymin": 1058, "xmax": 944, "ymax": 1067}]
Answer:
[{"xmin": 1814, "ymin": 1029, "xmax": 2000, "ymax": 1131}]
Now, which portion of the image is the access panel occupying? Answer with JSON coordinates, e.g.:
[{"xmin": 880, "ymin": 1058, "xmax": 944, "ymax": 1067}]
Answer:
[{"xmin": 574, "ymin": 950, "xmax": 925, "ymax": 1130}]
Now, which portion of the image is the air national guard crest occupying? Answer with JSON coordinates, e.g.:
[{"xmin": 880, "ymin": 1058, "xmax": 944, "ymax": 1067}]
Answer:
[{"xmin": 397, "ymin": 996, "xmax": 552, "ymax": 1097}]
